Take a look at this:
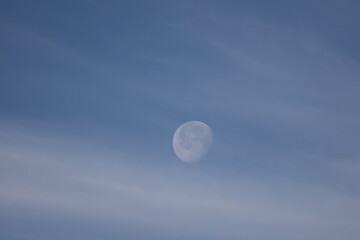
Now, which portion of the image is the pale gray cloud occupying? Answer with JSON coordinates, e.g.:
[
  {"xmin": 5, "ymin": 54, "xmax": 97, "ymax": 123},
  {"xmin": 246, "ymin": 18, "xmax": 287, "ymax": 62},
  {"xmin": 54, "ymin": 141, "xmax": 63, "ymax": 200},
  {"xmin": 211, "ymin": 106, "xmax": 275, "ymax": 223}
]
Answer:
[{"xmin": 1, "ymin": 126, "xmax": 359, "ymax": 239}]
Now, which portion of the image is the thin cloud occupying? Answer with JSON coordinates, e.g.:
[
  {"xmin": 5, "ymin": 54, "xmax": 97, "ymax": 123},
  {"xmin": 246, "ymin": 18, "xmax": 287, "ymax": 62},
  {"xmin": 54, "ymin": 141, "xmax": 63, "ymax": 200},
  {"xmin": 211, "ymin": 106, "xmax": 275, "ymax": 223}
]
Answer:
[{"xmin": 1, "ymin": 127, "xmax": 359, "ymax": 239}]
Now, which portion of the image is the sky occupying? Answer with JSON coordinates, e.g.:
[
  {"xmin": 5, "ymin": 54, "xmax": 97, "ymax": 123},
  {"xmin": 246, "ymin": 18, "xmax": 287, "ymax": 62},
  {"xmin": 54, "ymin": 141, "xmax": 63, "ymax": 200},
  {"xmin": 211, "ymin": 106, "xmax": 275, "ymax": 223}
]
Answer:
[{"xmin": 0, "ymin": 0, "xmax": 360, "ymax": 239}]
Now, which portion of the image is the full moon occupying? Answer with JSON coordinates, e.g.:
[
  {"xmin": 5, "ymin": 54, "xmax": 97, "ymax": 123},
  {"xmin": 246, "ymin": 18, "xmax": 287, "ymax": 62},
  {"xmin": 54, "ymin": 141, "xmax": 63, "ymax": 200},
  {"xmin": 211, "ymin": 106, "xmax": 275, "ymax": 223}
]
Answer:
[{"xmin": 172, "ymin": 121, "xmax": 213, "ymax": 163}]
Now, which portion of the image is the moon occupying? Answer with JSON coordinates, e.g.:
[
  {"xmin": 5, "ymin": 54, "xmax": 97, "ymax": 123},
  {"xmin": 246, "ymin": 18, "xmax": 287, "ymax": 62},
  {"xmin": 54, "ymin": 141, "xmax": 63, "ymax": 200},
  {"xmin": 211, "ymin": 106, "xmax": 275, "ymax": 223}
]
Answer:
[{"xmin": 173, "ymin": 121, "xmax": 213, "ymax": 163}]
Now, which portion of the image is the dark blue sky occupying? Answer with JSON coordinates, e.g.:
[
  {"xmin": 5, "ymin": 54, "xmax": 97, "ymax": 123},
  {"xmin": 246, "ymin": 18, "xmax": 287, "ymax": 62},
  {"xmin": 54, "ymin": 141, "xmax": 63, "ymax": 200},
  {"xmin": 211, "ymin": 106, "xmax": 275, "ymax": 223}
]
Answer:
[{"xmin": 1, "ymin": 1, "xmax": 359, "ymax": 239}]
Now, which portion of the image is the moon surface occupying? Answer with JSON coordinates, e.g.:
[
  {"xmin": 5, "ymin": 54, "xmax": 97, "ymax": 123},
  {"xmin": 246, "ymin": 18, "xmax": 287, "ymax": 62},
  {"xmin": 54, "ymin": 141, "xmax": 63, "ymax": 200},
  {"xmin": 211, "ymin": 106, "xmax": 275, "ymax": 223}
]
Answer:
[{"xmin": 173, "ymin": 121, "xmax": 213, "ymax": 163}]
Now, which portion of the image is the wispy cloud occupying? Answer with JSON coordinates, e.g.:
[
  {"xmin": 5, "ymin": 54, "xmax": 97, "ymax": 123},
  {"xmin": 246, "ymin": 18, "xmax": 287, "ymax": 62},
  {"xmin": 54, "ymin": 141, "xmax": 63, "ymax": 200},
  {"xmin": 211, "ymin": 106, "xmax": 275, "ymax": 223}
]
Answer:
[{"xmin": 1, "ymin": 125, "xmax": 359, "ymax": 239}]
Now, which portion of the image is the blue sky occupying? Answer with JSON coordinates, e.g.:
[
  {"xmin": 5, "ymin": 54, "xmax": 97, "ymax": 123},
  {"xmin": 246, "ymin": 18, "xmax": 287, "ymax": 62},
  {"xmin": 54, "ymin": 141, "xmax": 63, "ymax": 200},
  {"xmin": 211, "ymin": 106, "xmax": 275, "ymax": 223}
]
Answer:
[{"xmin": 1, "ymin": 1, "xmax": 360, "ymax": 239}]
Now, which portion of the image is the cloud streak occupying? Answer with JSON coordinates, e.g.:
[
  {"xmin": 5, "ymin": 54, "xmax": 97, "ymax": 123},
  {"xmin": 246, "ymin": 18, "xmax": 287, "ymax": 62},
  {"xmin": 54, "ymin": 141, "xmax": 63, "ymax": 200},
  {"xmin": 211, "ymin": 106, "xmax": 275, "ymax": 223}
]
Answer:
[{"xmin": 1, "ymin": 126, "xmax": 359, "ymax": 239}]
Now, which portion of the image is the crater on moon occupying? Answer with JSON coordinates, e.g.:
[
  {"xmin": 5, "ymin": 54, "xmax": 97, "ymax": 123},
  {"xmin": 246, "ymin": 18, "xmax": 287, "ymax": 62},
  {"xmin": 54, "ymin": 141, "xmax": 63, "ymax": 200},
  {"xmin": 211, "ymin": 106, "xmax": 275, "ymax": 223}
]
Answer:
[{"xmin": 172, "ymin": 121, "xmax": 213, "ymax": 163}]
